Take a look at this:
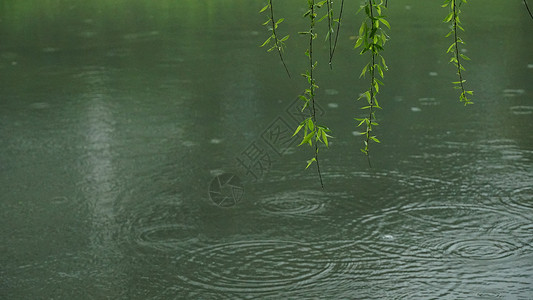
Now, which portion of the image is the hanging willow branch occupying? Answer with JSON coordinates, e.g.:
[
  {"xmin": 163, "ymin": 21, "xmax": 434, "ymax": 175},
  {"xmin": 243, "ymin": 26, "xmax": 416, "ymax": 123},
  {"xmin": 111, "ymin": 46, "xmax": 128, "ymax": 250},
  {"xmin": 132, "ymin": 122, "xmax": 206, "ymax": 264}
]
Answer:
[
  {"xmin": 354, "ymin": 0, "xmax": 390, "ymax": 162},
  {"xmin": 293, "ymin": 0, "xmax": 332, "ymax": 188},
  {"xmin": 260, "ymin": 0, "xmax": 291, "ymax": 77},
  {"xmin": 443, "ymin": 0, "xmax": 473, "ymax": 105}
]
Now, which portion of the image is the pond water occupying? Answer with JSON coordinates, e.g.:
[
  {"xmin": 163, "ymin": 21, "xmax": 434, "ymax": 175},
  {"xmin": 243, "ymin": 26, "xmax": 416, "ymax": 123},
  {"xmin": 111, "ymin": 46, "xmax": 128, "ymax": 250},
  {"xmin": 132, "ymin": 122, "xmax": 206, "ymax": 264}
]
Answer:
[{"xmin": 1, "ymin": 0, "xmax": 532, "ymax": 298}]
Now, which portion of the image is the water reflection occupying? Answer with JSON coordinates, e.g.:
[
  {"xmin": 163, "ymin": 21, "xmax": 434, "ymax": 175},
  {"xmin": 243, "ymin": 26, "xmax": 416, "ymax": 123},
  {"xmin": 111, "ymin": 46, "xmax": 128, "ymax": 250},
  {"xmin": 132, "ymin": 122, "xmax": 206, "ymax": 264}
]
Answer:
[{"xmin": 77, "ymin": 66, "xmax": 123, "ymax": 281}]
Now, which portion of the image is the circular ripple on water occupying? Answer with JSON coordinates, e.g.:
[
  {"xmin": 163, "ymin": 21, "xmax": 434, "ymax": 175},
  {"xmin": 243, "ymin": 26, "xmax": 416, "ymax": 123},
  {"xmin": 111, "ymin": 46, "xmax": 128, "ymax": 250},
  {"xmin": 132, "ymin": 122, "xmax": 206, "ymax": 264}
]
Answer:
[
  {"xmin": 134, "ymin": 223, "xmax": 198, "ymax": 252},
  {"xmin": 174, "ymin": 240, "xmax": 337, "ymax": 294},
  {"xmin": 119, "ymin": 196, "xmax": 200, "ymax": 253},
  {"xmin": 351, "ymin": 170, "xmax": 455, "ymax": 204},
  {"xmin": 504, "ymin": 186, "xmax": 533, "ymax": 211},
  {"xmin": 353, "ymin": 203, "xmax": 533, "ymax": 261},
  {"xmin": 256, "ymin": 190, "xmax": 329, "ymax": 218},
  {"xmin": 436, "ymin": 237, "xmax": 523, "ymax": 261}
]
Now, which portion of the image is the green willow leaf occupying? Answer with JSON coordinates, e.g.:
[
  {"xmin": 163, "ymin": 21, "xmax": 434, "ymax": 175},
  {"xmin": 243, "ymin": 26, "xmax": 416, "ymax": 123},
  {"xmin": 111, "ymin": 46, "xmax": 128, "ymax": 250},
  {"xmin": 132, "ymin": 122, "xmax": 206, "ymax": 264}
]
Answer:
[{"xmin": 259, "ymin": 4, "xmax": 269, "ymax": 13}]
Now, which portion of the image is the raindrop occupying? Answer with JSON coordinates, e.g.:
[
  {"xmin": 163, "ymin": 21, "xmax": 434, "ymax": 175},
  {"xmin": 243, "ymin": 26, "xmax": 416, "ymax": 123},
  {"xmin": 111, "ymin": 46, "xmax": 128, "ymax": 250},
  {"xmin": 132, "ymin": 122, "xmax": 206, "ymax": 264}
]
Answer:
[
  {"xmin": 209, "ymin": 169, "xmax": 225, "ymax": 177},
  {"xmin": 428, "ymin": 72, "xmax": 438, "ymax": 76},
  {"xmin": 411, "ymin": 107, "xmax": 421, "ymax": 112},
  {"xmin": 79, "ymin": 31, "xmax": 96, "ymax": 38},
  {"xmin": 325, "ymin": 89, "xmax": 339, "ymax": 96},
  {"xmin": 502, "ymin": 89, "xmax": 525, "ymax": 97},
  {"xmin": 382, "ymin": 234, "xmax": 395, "ymax": 241},
  {"xmin": 182, "ymin": 141, "xmax": 196, "ymax": 147},
  {"xmin": 210, "ymin": 138, "xmax": 223, "ymax": 144},
  {"xmin": 327, "ymin": 103, "xmax": 339, "ymax": 108},
  {"xmin": 510, "ymin": 105, "xmax": 533, "ymax": 115},
  {"xmin": 50, "ymin": 196, "xmax": 69, "ymax": 205},
  {"xmin": 29, "ymin": 102, "xmax": 50, "ymax": 110},
  {"xmin": 418, "ymin": 98, "xmax": 438, "ymax": 106},
  {"xmin": 42, "ymin": 47, "xmax": 59, "ymax": 53}
]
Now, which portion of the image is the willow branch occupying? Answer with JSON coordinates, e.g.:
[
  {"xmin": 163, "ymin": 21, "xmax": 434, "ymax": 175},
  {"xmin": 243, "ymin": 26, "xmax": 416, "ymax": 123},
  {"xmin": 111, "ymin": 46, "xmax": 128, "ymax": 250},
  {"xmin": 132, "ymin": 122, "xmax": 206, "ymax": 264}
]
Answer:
[{"xmin": 268, "ymin": 0, "xmax": 291, "ymax": 78}]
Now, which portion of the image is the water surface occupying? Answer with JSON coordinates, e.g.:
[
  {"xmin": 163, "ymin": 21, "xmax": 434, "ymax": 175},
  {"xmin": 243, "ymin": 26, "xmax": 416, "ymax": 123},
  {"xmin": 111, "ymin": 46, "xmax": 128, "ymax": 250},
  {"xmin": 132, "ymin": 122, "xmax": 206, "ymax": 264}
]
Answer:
[{"xmin": 1, "ymin": 0, "xmax": 532, "ymax": 298}]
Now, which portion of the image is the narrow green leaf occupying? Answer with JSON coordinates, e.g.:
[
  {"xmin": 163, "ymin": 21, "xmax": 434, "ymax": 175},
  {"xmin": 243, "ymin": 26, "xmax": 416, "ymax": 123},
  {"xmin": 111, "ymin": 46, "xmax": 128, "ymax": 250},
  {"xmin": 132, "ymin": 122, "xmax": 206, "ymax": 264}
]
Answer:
[
  {"xmin": 359, "ymin": 63, "xmax": 369, "ymax": 78},
  {"xmin": 259, "ymin": 4, "xmax": 269, "ymax": 13},
  {"xmin": 299, "ymin": 130, "xmax": 315, "ymax": 146},
  {"xmin": 359, "ymin": 22, "xmax": 366, "ymax": 37},
  {"xmin": 379, "ymin": 18, "xmax": 391, "ymax": 29},
  {"xmin": 322, "ymin": 130, "xmax": 329, "ymax": 147},
  {"xmin": 307, "ymin": 118, "xmax": 314, "ymax": 131},
  {"xmin": 356, "ymin": 118, "xmax": 367, "ymax": 127},
  {"xmin": 354, "ymin": 37, "xmax": 364, "ymax": 49},
  {"xmin": 370, "ymin": 136, "xmax": 381, "ymax": 143},
  {"xmin": 305, "ymin": 157, "xmax": 317, "ymax": 169},
  {"xmin": 376, "ymin": 64, "xmax": 384, "ymax": 78},
  {"xmin": 292, "ymin": 123, "xmax": 305, "ymax": 137},
  {"xmin": 444, "ymin": 11, "xmax": 454, "ymax": 23},
  {"xmin": 447, "ymin": 43, "xmax": 456, "ymax": 53},
  {"xmin": 260, "ymin": 36, "xmax": 272, "ymax": 47}
]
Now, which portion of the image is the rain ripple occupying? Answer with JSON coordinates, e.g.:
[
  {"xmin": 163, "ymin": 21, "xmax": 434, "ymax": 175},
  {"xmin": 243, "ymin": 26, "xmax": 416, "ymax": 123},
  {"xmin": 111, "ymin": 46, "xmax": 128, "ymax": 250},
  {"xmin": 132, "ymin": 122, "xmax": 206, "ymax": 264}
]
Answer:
[
  {"xmin": 351, "ymin": 203, "xmax": 533, "ymax": 262},
  {"xmin": 118, "ymin": 196, "xmax": 200, "ymax": 253},
  {"xmin": 173, "ymin": 240, "xmax": 340, "ymax": 295},
  {"xmin": 256, "ymin": 190, "xmax": 330, "ymax": 218},
  {"xmin": 134, "ymin": 223, "xmax": 198, "ymax": 252},
  {"xmin": 505, "ymin": 186, "xmax": 533, "ymax": 210}
]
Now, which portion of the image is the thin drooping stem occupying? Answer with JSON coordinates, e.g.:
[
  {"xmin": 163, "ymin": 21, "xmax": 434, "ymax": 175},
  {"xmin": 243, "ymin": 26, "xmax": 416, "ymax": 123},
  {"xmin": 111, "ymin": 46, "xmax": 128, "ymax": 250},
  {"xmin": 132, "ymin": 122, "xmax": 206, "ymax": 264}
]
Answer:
[
  {"xmin": 524, "ymin": 0, "xmax": 533, "ymax": 20},
  {"xmin": 330, "ymin": 0, "xmax": 345, "ymax": 65},
  {"xmin": 269, "ymin": 0, "xmax": 291, "ymax": 78},
  {"xmin": 326, "ymin": 0, "xmax": 333, "ymax": 69}
]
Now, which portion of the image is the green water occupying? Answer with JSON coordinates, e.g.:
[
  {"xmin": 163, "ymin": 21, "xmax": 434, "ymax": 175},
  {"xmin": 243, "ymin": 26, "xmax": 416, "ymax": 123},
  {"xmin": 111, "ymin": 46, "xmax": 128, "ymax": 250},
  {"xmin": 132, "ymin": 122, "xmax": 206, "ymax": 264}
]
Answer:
[{"xmin": 1, "ymin": 0, "xmax": 532, "ymax": 298}]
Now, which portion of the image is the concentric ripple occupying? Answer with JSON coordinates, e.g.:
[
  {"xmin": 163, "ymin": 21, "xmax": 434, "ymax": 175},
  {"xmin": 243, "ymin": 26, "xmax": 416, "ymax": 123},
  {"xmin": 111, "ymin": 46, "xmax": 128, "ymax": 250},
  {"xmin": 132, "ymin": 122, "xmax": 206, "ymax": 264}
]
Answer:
[
  {"xmin": 438, "ymin": 237, "xmax": 522, "ymax": 261},
  {"xmin": 119, "ymin": 195, "xmax": 200, "ymax": 252},
  {"xmin": 134, "ymin": 223, "xmax": 198, "ymax": 252},
  {"xmin": 174, "ymin": 240, "xmax": 336, "ymax": 294},
  {"xmin": 352, "ymin": 203, "xmax": 533, "ymax": 261},
  {"xmin": 256, "ymin": 190, "xmax": 328, "ymax": 218},
  {"xmin": 506, "ymin": 186, "xmax": 533, "ymax": 210}
]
